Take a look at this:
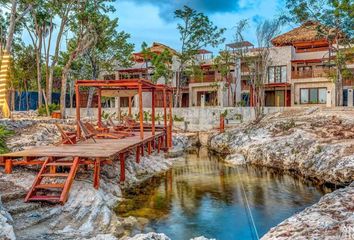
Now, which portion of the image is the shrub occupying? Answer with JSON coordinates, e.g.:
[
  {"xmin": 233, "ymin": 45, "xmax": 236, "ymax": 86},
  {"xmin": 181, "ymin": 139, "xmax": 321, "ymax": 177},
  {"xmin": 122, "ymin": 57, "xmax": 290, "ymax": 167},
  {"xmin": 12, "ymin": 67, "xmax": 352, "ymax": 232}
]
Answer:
[
  {"xmin": 173, "ymin": 115, "xmax": 184, "ymax": 122},
  {"xmin": 38, "ymin": 103, "xmax": 60, "ymax": 116},
  {"xmin": 0, "ymin": 126, "xmax": 14, "ymax": 154}
]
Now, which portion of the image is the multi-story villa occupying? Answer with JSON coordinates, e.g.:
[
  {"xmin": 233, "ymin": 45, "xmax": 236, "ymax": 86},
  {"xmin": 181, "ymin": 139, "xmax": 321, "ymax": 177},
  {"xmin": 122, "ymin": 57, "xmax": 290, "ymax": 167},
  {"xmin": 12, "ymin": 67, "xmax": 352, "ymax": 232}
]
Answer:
[
  {"xmin": 107, "ymin": 22, "xmax": 353, "ymax": 109},
  {"xmin": 270, "ymin": 21, "xmax": 353, "ymax": 107}
]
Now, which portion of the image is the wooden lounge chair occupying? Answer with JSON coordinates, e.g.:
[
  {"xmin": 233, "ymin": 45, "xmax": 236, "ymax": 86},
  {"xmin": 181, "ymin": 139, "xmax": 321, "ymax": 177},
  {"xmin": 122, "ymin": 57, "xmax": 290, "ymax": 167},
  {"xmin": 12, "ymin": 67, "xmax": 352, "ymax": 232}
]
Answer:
[
  {"xmin": 107, "ymin": 116, "xmax": 135, "ymax": 136},
  {"xmin": 55, "ymin": 123, "xmax": 77, "ymax": 145},
  {"xmin": 82, "ymin": 121, "xmax": 127, "ymax": 139},
  {"xmin": 77, "ymin": 120, "xmax": 97, "ymax": 143}
]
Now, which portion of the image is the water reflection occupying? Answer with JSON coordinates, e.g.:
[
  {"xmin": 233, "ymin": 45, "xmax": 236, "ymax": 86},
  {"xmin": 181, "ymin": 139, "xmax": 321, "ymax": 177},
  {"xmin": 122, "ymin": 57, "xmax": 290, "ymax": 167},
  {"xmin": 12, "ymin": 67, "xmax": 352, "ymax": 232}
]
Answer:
[{"xmin": 117, "ymin": 149, "xmax": 332, "ymax": 240}]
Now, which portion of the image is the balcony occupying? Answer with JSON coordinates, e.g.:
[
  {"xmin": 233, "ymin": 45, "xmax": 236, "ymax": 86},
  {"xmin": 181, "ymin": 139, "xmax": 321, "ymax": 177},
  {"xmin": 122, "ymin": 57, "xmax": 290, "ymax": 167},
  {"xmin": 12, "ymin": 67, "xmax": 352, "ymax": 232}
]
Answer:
[
  {"xmin": 291, "ymin": 68, "xmax": 334, "ymax": 79},
  {"xmin": 189, "ymin": 74, "xmax": 222, "ymax": 83}
]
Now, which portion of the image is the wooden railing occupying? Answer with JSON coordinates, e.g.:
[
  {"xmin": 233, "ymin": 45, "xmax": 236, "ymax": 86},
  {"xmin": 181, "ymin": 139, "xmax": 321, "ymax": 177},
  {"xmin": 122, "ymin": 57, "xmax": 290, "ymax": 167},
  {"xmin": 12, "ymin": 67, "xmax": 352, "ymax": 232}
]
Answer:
[
  {"xmin": 189, "ymin": 74, "xmax": 222, "ymax": 83},
  {"xmin": 291, "ymin": 69, "xmax": 334, "ymax": 79}
]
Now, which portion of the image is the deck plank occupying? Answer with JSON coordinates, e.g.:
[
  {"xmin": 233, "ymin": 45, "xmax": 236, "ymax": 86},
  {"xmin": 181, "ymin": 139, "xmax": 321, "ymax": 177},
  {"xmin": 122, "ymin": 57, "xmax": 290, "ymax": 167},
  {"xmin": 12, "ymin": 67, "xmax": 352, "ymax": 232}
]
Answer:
[{"xmin": 1, "ymin": 131, "xmax": 164, "ymax": 158}]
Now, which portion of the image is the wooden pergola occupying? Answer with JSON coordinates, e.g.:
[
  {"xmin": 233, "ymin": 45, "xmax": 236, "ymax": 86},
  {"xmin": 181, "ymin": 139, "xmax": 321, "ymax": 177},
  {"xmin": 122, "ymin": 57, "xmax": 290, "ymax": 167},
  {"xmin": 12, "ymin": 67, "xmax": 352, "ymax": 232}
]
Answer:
[{"xmin": 75, "ymin": 79, "xmax": 173, "ymax": 147}]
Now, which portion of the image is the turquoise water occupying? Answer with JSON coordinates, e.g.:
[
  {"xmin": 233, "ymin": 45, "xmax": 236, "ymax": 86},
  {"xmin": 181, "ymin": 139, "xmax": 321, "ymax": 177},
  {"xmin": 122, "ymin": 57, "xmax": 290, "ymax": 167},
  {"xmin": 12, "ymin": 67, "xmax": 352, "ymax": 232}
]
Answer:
[{"xmin": 118, "ymin": 149, "xmax": 332, "ymax": 240}]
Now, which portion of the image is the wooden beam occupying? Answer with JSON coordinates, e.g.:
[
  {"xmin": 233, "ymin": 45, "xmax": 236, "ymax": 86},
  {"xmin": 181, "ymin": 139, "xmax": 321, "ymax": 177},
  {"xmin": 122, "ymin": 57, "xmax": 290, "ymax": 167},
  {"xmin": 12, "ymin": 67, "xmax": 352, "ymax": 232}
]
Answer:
[
  {"xmin": 168, "ymin": 92, "xmax": 173, "ymax": 148},
  {"xmin": 97, "ymin": 88, "xmax": 102, "ymax": 128},
  {"xmin": 4, "ymin": 159, "xmax": 12, "ymax": 174},
  {"xmin": 60, "ymin": 156, "xmax": 80, "ymax": 203},
  {"xmin": 136, "ymin": 146, "xmax": 140, "ymax": 163},
  {"xmin": 163, "ymin": 89, "xmax": 167, "ymax": 148},
  {"xmin": 151, "ymin": 89, "xmax": 156, "ymax": 136},
  {"xmin": 119, "ymin": 152, "xmax": 125, "ymax": 182},
  {"xmin": 148, "ymin": 141, "xmax": 152, "ymax": 155},
  {"xmin": 75, "ymin": 83, "xmax": 81, "ymax": 137},
  {"xmin": 138, "ymin": 82, "xmax": 144, "ymax": 140},
  {"xmin": 128, "ymin": 96, "xmax": 132, "ymax": 116},
  {"xmin": 94, "ymin": 157, "xmax": 101, "ymax": 189}
]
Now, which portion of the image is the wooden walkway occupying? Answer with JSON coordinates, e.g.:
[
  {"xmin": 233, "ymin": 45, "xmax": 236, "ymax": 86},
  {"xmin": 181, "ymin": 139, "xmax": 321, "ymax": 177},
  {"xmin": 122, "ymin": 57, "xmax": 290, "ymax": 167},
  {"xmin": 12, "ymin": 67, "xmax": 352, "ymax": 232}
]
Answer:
[{"xmin": 0, "ymin": 131, "xmax": 166, "ymax": 204}]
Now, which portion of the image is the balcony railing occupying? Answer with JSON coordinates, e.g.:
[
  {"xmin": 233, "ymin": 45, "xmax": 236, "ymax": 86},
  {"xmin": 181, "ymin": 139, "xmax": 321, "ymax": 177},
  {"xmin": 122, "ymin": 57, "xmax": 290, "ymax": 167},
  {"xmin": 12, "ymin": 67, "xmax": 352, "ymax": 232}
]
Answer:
[
  {"xmin": 189, "ymin": 74, "xmax": 222, "ymax": 83},
  {"xmin": 291, "ymin": 69, "xmax": 334, "ymax": 79}
]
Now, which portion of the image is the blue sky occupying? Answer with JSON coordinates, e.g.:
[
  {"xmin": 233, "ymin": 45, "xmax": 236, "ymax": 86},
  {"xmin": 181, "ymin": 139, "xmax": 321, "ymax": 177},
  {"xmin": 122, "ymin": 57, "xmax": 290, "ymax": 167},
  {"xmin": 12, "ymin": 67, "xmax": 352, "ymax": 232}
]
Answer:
[{"xmin": 114, "ymin": 0, "xmax": 290, "ymax": 53}]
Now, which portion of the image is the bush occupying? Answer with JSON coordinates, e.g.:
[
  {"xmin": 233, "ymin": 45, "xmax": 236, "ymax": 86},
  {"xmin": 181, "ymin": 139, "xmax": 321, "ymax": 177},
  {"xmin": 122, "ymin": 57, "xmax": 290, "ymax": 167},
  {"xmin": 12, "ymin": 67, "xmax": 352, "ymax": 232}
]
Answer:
[
  {"xmin": 0, "ymin": 126, "xmax": 14, "ymax": 154},
  {"xmin": 173, "ymin": 115, "xmax": 184, "ymax": 122},
  {"xmin": 38, "ymin": 103, "xmax": 60, "ymax": 116}
]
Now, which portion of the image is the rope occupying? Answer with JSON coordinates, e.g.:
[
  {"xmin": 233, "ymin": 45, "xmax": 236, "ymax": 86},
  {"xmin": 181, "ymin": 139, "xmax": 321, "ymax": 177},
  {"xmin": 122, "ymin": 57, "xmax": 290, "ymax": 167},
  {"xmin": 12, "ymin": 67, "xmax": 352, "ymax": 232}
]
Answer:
[{"xmin": 236, "ymin": 166, "xmax": 260, "ymax": 240}]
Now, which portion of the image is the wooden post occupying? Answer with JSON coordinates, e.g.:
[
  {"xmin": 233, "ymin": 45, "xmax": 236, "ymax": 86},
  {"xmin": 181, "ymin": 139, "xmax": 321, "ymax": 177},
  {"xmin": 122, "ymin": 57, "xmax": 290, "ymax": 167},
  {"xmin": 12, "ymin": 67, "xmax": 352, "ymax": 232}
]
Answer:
[
  {"xmin": 94, "ymin": 158, "xmax": 101, "ymax": 189},
  {"xmin": 119, "ymin": 152, "xmax": 125, "ymax": 182},
  {"xmin": 4, "ymin": 159, "xmax": 12, "ymax": 174},
  {"xmin": 148, "ymin": 141, "xmax": 152, "ymax": 155},
  {"xmin": 138, "ymin": 83, "xmax": 144, "ymax": 140},
  {"xmin": 97, "ymin": 88, "xmax": 102, "ymax": 127},
  {"xmin": 75, "ymin": 83, "xmax": 81, "ymax": 137},
  {"xmin": 128, "ymin": 96, "xmax": 132, "ymax": 117},
  {"xmin": 136, "ymin": 146, "xmax": 140, "ymax": 163},
  {"xmin": 157, "ymin": 137, "xmax": 161, "ymax": 153},
  {"xmin": 220, "ymin": 115, "xmax": 225, "ymax": 133},
  {"xmin": 250, "ymin": 85, "xmax": 254, "ymax": 107},
  {"xmin": 151, "ymin": 89, "xmax": 156, "ymax": 136},
  {"xmin": 163, "ymin": 89, "xmax": 167, "ymax": 148},
  {"xmin": 141, "ymin": 144, "xmax": 144, "ymax": 156},
  {"xmin": 168, "ymin": 91, "xmax": 173, "ymax": 148}
]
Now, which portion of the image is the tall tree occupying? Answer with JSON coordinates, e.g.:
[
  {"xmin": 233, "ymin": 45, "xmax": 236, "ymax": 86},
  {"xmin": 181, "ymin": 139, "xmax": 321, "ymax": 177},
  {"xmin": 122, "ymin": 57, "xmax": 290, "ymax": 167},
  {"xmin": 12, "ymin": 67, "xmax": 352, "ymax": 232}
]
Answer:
[
  {"xmin": 83, "ymin": 15, "xmax": 134, "ymax": 115},
  {"xmin": 234, "ymin": 19, "xmax": 282, "ymax": 121},
  {"xmin": 174, "ymin": 5, "xmax": 225, "ymax": 107},
  {"xmin": 140, "ymin": 42, "xmax": 173, "ymax": 84},
  {"xmin": 213, "ymin": 51, "xmax": 234, "ymax": 106},
  {"xmin": 285, "ymin": 0, "xmax": 354, "ymax": 106}
]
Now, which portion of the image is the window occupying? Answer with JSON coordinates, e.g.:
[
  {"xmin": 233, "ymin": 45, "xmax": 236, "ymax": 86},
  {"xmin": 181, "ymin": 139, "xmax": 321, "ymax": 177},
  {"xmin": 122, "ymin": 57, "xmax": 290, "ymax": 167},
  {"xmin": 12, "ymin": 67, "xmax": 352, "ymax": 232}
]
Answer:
[
  {"xmin": 268, "ymin": 66, "xmax": 287, "ymax": 83},
  {"xmin": 300, "ymin": 88, "xmax": 327, "ymax": 104},
  {"xmin": 318, "ymin": 88, "xmax": 327, "ymax": 103},
  {"xmin": 300, "ymin": 89, "xmax": 309, "ymax": 104}
]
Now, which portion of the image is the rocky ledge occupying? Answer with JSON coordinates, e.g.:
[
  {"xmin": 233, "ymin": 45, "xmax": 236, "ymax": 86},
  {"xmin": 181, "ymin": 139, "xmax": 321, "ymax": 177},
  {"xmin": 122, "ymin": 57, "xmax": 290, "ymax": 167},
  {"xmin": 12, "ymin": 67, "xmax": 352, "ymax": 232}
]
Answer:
[{"xmin": 208, "ymin": 108, "xmax": 354, "ymax": 239}]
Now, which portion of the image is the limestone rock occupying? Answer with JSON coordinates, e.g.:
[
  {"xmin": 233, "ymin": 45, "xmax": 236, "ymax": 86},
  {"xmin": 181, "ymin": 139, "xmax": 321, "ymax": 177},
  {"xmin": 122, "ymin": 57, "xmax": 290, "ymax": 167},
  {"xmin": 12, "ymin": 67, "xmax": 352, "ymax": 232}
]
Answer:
[
  {"xmin": 262, "ymin": 185, "xmax": 354, "ymax": 240},
  {"xmin": 127, "ymin": 232, "xmax": 170, "ymax": 240},
  {"xmin": 225, "ymin": 153, "xmax": 246, "ymax": 165}
]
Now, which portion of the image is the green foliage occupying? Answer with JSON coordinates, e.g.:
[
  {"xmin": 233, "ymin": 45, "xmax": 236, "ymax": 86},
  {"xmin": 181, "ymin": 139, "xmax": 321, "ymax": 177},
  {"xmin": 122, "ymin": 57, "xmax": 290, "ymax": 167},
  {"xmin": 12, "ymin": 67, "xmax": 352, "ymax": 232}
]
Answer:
[
  {"xmin": 38, "ymin": 103, "xmax": 59, "ymax": 116},
  {"xmin": 141, "ymin": 42, "xmax": 173, "ymax": 84},
  {"xmin": 221, "ymin": 109, "xmax": 228, "ymax": 117},
  {"xmin": 174, "ymin": 5, "xmax": 226, "ymax": 102},
  {"xmin": 173, "ymin": 115, "xmax": 184, "ymax": 122},
  {"xmin": 102, "ymin": 110, "xmax": 115, "ymax": 120},
  {"xmin": 285, "ymin": 0, "xmax": 353, "ymax": 38},
  {"xmin": 315, "ymin": 145, "xmax": 323, "ymax": 154},
  {"xmin": 143, "ymin": 111, "xmax": 151, "ymax": 122},
  {"xmin": 0, "ymin": 126, "xmax": 14, "ymax": 154}
]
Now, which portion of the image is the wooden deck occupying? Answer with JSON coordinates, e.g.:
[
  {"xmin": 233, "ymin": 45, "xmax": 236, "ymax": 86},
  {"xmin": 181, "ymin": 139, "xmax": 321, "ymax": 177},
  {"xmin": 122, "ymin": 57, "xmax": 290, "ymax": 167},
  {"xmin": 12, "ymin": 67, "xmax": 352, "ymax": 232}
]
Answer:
[
  {"xmin": 1, "ymin": 131, "xmax": 164, "ymax": 159},
  {"xmin": 0, "ymin": 131, "xmax": 167, "ymax": 204}
]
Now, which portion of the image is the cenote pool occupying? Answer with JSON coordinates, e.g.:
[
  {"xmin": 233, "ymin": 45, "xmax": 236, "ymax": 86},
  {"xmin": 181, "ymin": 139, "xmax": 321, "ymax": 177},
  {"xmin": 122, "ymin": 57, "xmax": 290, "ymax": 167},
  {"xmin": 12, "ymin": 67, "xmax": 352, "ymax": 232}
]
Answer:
[{"xmin": 117, "ymin": 149, "xmax": 332, "ymax": 240}]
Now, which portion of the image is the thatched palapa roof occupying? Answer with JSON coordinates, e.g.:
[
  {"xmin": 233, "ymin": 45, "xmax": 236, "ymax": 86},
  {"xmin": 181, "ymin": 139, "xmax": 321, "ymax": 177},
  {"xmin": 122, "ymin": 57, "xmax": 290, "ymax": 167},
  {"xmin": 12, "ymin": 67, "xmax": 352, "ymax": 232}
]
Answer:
[{"xmin": 271, "ymin": 21, "xmax": 328, "ymax": 46}]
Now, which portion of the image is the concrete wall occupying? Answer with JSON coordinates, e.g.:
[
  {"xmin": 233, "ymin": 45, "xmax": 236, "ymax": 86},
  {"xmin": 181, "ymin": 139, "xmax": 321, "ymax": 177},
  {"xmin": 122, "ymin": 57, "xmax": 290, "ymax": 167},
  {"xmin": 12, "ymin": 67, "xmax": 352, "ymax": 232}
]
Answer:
[{"xmin": 66, "ymin": 106, "xmax": 303, "ymax": 131}]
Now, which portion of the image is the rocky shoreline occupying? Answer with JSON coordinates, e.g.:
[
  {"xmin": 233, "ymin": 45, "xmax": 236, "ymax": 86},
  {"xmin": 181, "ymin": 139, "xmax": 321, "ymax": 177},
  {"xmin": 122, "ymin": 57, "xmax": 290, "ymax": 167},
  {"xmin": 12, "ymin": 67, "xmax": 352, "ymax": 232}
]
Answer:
[
  {"xmin": 208, "ymin": 108, "xmax": 354, "ymax": 239},
  {"xmin": 0, "ymin": 118, "xmax": 190, "ymax": 240}
]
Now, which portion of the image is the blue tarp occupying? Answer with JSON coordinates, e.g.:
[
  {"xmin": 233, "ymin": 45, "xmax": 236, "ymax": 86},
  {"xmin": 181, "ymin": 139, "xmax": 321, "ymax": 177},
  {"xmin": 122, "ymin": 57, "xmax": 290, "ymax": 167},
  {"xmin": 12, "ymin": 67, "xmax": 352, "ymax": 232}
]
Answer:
[{"xmin": 13, "ymin": 91, "xmax": 62, "ymax": 111}]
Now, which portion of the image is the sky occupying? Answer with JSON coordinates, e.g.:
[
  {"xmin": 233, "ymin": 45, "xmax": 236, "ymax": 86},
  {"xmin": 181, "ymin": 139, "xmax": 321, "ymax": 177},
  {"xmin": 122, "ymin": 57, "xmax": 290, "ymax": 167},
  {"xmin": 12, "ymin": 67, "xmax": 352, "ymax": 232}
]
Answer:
[{"xmin": 114, "ymin": 0, "xmax": 290, "ymax": 54}]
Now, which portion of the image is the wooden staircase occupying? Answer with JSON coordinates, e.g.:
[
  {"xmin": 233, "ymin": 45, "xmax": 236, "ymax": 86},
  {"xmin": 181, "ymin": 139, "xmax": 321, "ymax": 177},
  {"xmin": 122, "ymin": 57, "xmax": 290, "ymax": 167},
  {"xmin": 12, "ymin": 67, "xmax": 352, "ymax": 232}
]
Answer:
[{"xmin": 25, "ymin": 157, "xmax": 80, "ymax": 204}]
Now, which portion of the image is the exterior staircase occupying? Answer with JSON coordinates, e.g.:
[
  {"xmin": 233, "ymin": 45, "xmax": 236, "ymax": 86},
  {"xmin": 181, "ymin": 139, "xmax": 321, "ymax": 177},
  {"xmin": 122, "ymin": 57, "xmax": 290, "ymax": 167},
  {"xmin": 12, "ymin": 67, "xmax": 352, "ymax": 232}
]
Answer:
[{"xmin": 25, "ymin": 157, "xmax": 80, "ymax": 204}]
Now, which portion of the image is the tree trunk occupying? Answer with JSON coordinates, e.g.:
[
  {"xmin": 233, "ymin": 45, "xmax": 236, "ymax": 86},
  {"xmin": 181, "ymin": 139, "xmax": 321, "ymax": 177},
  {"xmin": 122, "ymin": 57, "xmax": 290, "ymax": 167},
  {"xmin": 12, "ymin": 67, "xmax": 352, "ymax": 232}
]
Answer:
[
  {"xmin": 5, "ymin": 0, "xmax": 17, "ymax": 53},
  {"xmin": 336, "ymin": 67, "xmax": 343, "ymax": 106},
  {"xmin": 48, "ymin": 15, "xmax": 67, "ymax": 104},
  {"xmin": 45, "ymin": 18, "xmax": 53, "ymax": 104},
  {"xmin": 36, "ymin": 30, "xmax": 43, "ymax": 108},
  {"xmin": 60, "ymin": 67, "xmax": 69, "ymax": 118}
]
